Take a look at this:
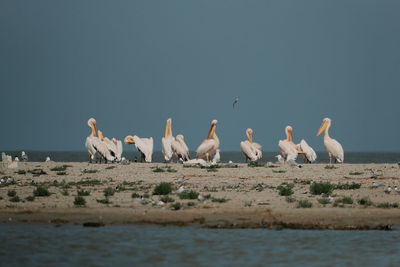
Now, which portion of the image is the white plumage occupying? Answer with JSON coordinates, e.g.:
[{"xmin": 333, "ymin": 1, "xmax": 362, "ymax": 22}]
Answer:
[
  {"xmin": 240, "ymin": 128, "xmax": 262, "ymax": 162},
  {"xmin": 196, "ymin": 120, "xmax": 220, "ymax": 161},
  {"xmin": 278, "ymin": 126, "xmax": 298, "ymax": 161},
  {"xmin": 161, "ymin": 118, "xmax": 174, "ymax": 161},
  {"xmin": 125, "ymin": 135, "xmax": 153, "ymax": 163},
  {"xmin": 172, "ymin": 134, "xmax": 190, "ymax": 161},
  {"xmin": 317, "ymin": 118, "xmax": 344, "ymax": 163},
  {"xmin": 297, "ymin": 139, "xmax": 317, "ymax": 163}
]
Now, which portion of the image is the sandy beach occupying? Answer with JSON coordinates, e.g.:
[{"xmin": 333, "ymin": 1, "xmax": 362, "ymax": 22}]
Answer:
[{"xmin": 1, "ymin": 162, "xmax": 400, "ymax": 229}]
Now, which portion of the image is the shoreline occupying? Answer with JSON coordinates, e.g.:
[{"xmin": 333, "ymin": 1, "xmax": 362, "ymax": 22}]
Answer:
[{"xmin": 1, "ymin": 162, "xmax": 400, "ymax": 230}]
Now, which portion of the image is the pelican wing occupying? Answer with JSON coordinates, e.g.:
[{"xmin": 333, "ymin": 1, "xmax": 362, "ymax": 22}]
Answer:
[
  {"xmin": 279, "ymin": 140, "xmax": 298, "ymax": 161},
  {"xmin": 252, "ymin": 142, "xmax": 262, "ymax": 160},
  {"xmin": 324, "ymin": 138, "xmax": 344, "ymax": 163},
  {"xmin": 196, "ymin": 139, "xmax": 217, "ymax": 159},
  {"xmin": 299, "ymin": 139, "xmax": 317, "ymax": 162},
  {"xmin": 240, "ymin": 141, "xmax": 258, "ymax": 161},
  {"xmin": 85, "ymin": 136, "xmax": 98, "ymax": 158},
  {"xmin": 115, "ymin": 139, "xmax": 123, "ymax": 161},
  {"xmin": 135, "ymin": 137, "xmax": 153, "ymax": 162},
  {"xmin": 172, "ymin": 139, "xmax": 190, "ymax": 161},
  {"xmin": 162, "ymin": 136, "xmax": 174, "ymax": 161}
]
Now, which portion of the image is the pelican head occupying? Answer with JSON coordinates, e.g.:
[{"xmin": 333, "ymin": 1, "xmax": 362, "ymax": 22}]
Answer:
[
  {"xmin": 317, "ymin": 118, "xmax": 331, "ymax": 136},
  {"xmin": 164, "ymin": 118, "xmax": 172, "ymax": 138},
  {"xmin": 246, "ymin": 128, "xmax": 253, "ymax": 143},
  {"xmin": 176, "ymin": 134, "xmax": 184, "ymax": 140},
  {"xmin": 124, "ymin": 135, "xmax": 135, "ymax": 144},
  {"xmin": 285, "ymin": 126, "xmax": 293, "ymax": 142},
  {"xmin": 88, "ymin": 118, "xmax": 98, "ymax": 137},
  {"xmin": 207, "ymin": 120, "xmax": 218, "ymax": 139}
]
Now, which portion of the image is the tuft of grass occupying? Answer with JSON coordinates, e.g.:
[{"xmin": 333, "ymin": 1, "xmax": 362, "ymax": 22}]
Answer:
[
  {"xmin": 335, "ymin": 183, "xmax": 361, "ymax": 190},
  {"xmin": 187, "ymin": 202, "xmax": 195, "ymax": 207},
  {"xmin": 357, "ymin": 197, "xmax": 373, "ymax": 207},
  {"xmin": 248, "ymin": 161, "xmax": 265, "ymax": 167},
  {"xmin": 74, "ymin": 196, "xmax": 86, "ymax": 206},
  {"xmin": 61, "ymin": 189, "xmax": 69, "ymax": 196},
  {"xmin": 103, "ymin": 187, "xmax": 115, "ymax": 197},
  {"xmin": 171, "ymin": 202, "xmax": 182, "ymax": 210},
  {"xmin": 324, "ymin": 165, "xmax": 337, "ymax": 169},
  {"xmin": 153, "ymin": 182, "xmax": 172, "ymax": 195},
  {"xmin": 349, "ymin": 171, "xmax": 364, "ymax": 175},
  {"xmin": 105, "ymin": 166, "xmax": 116, "ymax": 170},
  {"xmin": 131, "ymin": 192, "xmax": 141, "ymax": 199},
  {"xmin": 152, "ymin": 167, "xmax": 165, "ymax": 173},
  {"xmin": 33, "ymin": 186, "xmax": 50, "ymax": 197},
  {"xmin": 285, "ymin": 196, "xmax": 296, "ymax": 203},
  {"xmin": 50, "ymin": 166, "xmax": 68, "ymax": 172},
  {"xmin": 97, "ymin": 198, "xmax": 111, "ymax": 204},
  {"xmin": 318, "ymin": 198, "xmax": 331, "ymax": 205},
  {"xmin": 9, "ymin": 196, "xmax": 20, "ymax": 202},
  {"xmin": 160, "ymin": 195, "xmax": 175, "ymax": 203},
  {"xmin": 25, "ymin": 196, "xmax": 35, "ymax": 201},
  {"xmin": 211, "ymin": 197, "xmax": 229, "ymax": 203},
  {"xmin": 56, "ymin": 171, "xmax": 67, "ymax": 176},
  {"xmin": 143, "ymin": 193, "xmax": 150, "ymax": 198},
  {"xmin": 178, "ymin": 190, "xmax": 199, "ymax": 200},
  {"xmin": 28, "ymin": 169, "xmax": 47, "ymax": 176},
  {"xmin": 77, "ymin": 189, "xmax": 90, "ymax": 196},
  {"xmin": 334, "ymin": 196, "xmax": 354, "ymax": 205},
  {"xmin": 297, "ymin": 200, "xmax": 312, "ymax": 208},
  {"xmin": 7, "ymin": 190, "xmax": 16, "ymax": 197},
  {"xmin": 272, "ymin": 170, "xmax": 286, "ymax": 173},
  {"xmin": 310, "ymin": 182, "xmax": 334, "ymax": 195},
  {"xmin": 166, "ymin": 166, "xmax": 177, "ymax": 173},
  {"xmin": 277, "ymin": 183, "xmax": 294, "ymax": 196},
  {"xmin": 82, "ymin": 169, "xmax": 98, "ymax": 174},
  {"xmin": 376, "ymin": 202, "xmax": 398, "ymax": 209},
  {"xmin": 15, "ymin": 170, "xmax": 26, "ymax": 175}
]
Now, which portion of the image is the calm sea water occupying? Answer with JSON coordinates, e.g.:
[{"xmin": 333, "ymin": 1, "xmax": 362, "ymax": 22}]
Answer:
[
  {"xmin": 3, "ymin": 151, "xmax": 400, "ymax": 164},
  {"xmin": 0, "ymin": 224, "xmax": 399, "ymax": 266}
]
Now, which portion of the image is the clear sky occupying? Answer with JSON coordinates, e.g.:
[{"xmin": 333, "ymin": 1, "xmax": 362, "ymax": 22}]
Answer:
[{"xmin": 1, "ymin": 0, "xmax": 399, "ymax": 152}]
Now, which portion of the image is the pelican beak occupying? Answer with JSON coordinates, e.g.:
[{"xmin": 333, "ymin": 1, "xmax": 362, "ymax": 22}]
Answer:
[
  {"xmin": 165, "ymin": 119, "xmax": 172, "ymax": 138},
  {"xmin": 124, "ymin": 136, "xmax": 135, "ymax": 144},
  {"xmin": 91, "ymin": 123, "xmax": 98, "ymax": 137},
  {"xmin": 246, "ymin": 129, "xmax": 253, "ymax": 143},
  {"xmin": 288, "ymin": 128, "xmax": 293, "ymax": 142},
  {"xmin": 317, "ymin": 121, "xmax": 328, "ymax": 136},
  {"xmin": 207, "ymin": 122, "xmax": 217, "ymax": 139}
]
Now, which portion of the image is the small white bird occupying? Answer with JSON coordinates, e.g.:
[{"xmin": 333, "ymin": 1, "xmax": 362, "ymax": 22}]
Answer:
[
  {"xmin": 14, "ymin": 157, "xmax": 19, "ymax": 162},
  {"xmin": 394, "ymin": 186, "xmax": 400, "ymax": 194},
  {"xmin": 45, "ymin": 157, "xmax": 51, "ymax": 162},
  {"xmin": 212, "ymin": 149, "xmax": 221, "ymax": 164},
  {"xmin": 21, "ymin": 151, "xmax": 28, "ymax": 162},
  {"xmin": 176, "ymin": 186, "xmax": 186, "ymax": 194},
  {"xmin": 275, "ymin": 155, "xmax": 285, "ymax": 164},
  {"xmin": 384, "ymin": 186, "xmax": 392, "ymax": 194}
]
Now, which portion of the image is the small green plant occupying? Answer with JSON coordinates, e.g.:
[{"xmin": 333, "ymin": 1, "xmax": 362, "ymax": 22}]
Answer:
[
  {"xmin": 103, "ymin": 187, "xmax": 115, "ymax": 197},
  {"xmin": 166, "ymin": 167, "xmax": 177, "ymax": 173},
  {"xmin": 334, "ymin": 196, "xmax": 354, "ymax": 205},
  {"xmin": 15, "ymin": 170, "xmax": 26, "ymax": 175},
  {"xmin": 285, "ymin": 196, "xmax": 296, "ymax": 203},
  {"xmin": 9, "ymin": 196, "xmax": 20, "ymax": 202},
  {"xmin": 335, "ymin": 183, "xmax": 361, "ymax": 190},
  {"xmin": 310, "ymin": 182, "xmax": 334, "ymax": 195},
  {"xmin": 318, "ymin": 198, "xmax": 331, "ymax": 205},
  {"xmin": 25, "ymin": 196, "xmax": 35, "ymax": 201},
  {"xmin": 272, "ymin": 170, "xmax": 286, "ymax": 173},
  {"xmin": 357, "ymin": 197, "xmax": 373, "ymax": 207},
  {"xmin": 7, "ymin": 190, "xmax": 16, "ymax": 197},
  {"xmin": 178, "ymin": 190, "xmax": 199, "ymax": 200},
  {"xmin": 324, "ymin": 165, "xmax": 337, "ymax": 169},
  {"xmin": 97, "ymin": 198, "xmax": 111, "ymax": 204},
  {"xmin": 160, "ymin": 195, "xmax": 175, "ymax": 203},
  {"xmin": 211, "ymin": 197, "xmax": 229, "ymax": 203},
  {"xmin": 277, "ymin": 183, "xmax": 294, "ymax": 196},
  {"xmin": 77, "ymin": 189, "xmax": 90, "ymax": 196},
  {"xmin": 143, "ymin": 193, "xmax": 150, "ymax": 198},
  {"xmin": 171, "ymin": 202, "xmax": 182, "ymax": 210},
  {"xmin": 187, "ymin": 202, "xmax": 196, "ymax": 207},
  {"xmin": 349, "ymin": 171, "xmax": 364, "ymax": 175},
  {"xmin": 376, "ymin": 202, "xmax": 398, "ymax": 208},
  {"xmin": 152, "ymin": 167, "xmax": 165, "ymax": 173},
  {"xmin": 56, "ymin": 171, "xmax": 67, "ymax": 176},
  {"xmin": 70, "ymin": 179, "xmax": 102, "ymax": 186},
  {"xmin": 297, "ymin": 200, "xmax": 312, "ymax": 208},
  {"xmin": 105, "ymin": 166, "xmax": 116, "ymax": 170},
  {"xmin": 131, "ymin": 192, "xmax": 141, "ymax": 199},
  {"xmin": 82, "ymin": 169, "xmax": 98, "ymax": 174},
  {"xmin": 33, "ymin": 186, "xmax": 50, "ymax": 197},
  {"xmin": 51, "ymin": 166, "xmax": 68, "ymax": 172},
  {"xmin": 248, "ymin": 161, "xmax": 264, "ymax": 167},
  {"xmin": 153, "ymin": 182, "xmax": 172, "ymax": 195},
  {"xmin": 74, "ymin": 196, "xmax": 86, "ymax": 206}
]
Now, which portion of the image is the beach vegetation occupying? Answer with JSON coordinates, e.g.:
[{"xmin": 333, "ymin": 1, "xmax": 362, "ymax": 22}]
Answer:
[
  {"xmin": 272, "ymin": 170, "xmax": 286, "ymax": 173},
  {"xmin": 152, "ymin": 167, "xmax": 165, "ymax": 173},
  {"xmin": 103, "ymin": 187, "xmax": 115, "ymax": 197},
  {"xmin": 375, "ymin": 202, "xmax": 398, "ymax": 208},
  {"xmin": 324, "ymin": 165, "xmax": 337, "ymax": 169},
  {"xmin": 28, "ymin": 169, "xmax": 47, "ymax": 176},
  {"xmin": 160, "ymin": 195, "xmax": 175, "ymax": 203},
  {"xmin": 171, "ymin": 202, "xmax": 182, "ymax": 210},
  {"xmin": 318, "ymin": 198, "xmax": 331, "ymax": 205},
  {"xmin": 285, "ymin": 196, "xmax": 296, "ymax": 203},
  {"xmin": 248, "ymin": 161, "xmax": 265, "ymax": 167},
  {"xmin": 153, "ymin": 182, "xmax": 172, "ymax": 195},
  {"xmin": 82, "ymin": 169, "xmax": 98, "ymax": 174},
  {"xmin": 25, "ymin": 195, "xmax": 35, "ymax": 201},
  {"xmin": 297, "ymin": 200, "xmax": 312, "ymax": 208},
  {"xmin": 244, "ymin": 201, "xmax": 253, "ymax": 207},
  {"xmin": 15, "ymin": 170, "xmax": 26, "ymax": 175},
  {"xmin": 56, "ymin": 171, "xmax": 67, "ymax": 176},
  {"xmin": 74, "ymin": 196, "xmax": 86, "ymax": 206},
  {"xmin": 357, "ymin": 197, "xmax": 373, "ymax": 207},
  {"xmin": 77, "ymin": 189, "xmax": 90, "ymax": 196},
  {"xmin": 97, "ymin": 198, "xmax": 111, "ymax": 204},
  {"xmin": 9, "ymin": 196, "xmax": 20, "ymax": 202},
  {"xmin": 50, "ymin": 166, "xmax": 68, "ymax": 172},
  {"xmin": 7, "ymin": 190, "xmax": 16, "ymax": 197},
  {"xmin": 68, "ymin": 179, "xmax": 102, "ymax": 186},
  {"xmin": 334, "ymin": 197, "xmax": 354, "ymax": 206},
  {"xmin": 187, "ymin": 202, "xmax": 195, "ymax": 207},
  {"xmin": 33, "ymin": 186, "xmax": 50, "ymax": 197},
  {"xmin": 349, "ymin": 171, "xmax": 364, "ymax": 175},
  {"xmin": 131, "ymin": 192, "xmax": 140, "ymax": 199},
  {"xmin": 334, "ymin": 183, "xmax": 361, "ymax": 190},
  {"xmin": 61, "ymin": 189, "xmax": 69, "ymax": 196},
  {"xmin": 203, "ymin": 186, "xmax": 218, "ymax": 192},
  {"xmin": 178, "ymin": 190, "xmax": 199, "ymax": 200},
  {"xmin": 105, "ymin": 166, "xmax": 116, "ymax": 170},
  {"xmin": 277, "ymin": 183, "xmax": 294, "ymax": 196},
  {"xmin": 265, "ymin": 164, "xmax": 279, "ymax": 168},
  {"xmin": 310, "ymin": 182, "xmax": 334, "ymax": 195},
  {"xmin": 143, "ymin": 193, "xmax": 150, "ymax": 198},
  {"xmin": 211, "ymin": 197, "xmax": 229, "ymax": 203}
]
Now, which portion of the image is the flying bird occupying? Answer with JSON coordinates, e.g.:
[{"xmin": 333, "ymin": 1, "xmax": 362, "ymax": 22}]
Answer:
[
  {"xmin": 240, "ymin": 128, "xmax": 262, "ymax": 162},
  {"xmin": 233, "ymin": 96, "xmax": 239, "ymax": 109},
  {"xmin": 196, "ymin": 120, "xmax": 220, "ymax": 161},
  {"xmin": 317, "ymin": 118, "xmax": 344, "ymax": 163},
  {"xmin": 125, "ymin": 135, "xmax": 154, "ymax": 163}
]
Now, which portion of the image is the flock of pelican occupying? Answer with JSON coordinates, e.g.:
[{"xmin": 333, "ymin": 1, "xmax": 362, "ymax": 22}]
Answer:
[{"xmin": 85, "ymin": 117, "xmax": 344, "ymax": 165}]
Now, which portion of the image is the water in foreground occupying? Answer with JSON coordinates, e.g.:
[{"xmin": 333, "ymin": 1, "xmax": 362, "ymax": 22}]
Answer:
[{"xmin": 1, "ymin": 224, "xmax": 399, "ymax": 266}]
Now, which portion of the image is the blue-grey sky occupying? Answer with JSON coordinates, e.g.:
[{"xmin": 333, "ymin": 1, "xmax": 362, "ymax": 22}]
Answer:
[{"xmin": 1, "ymin": 0, "xmax": 399, "ymax": 152}]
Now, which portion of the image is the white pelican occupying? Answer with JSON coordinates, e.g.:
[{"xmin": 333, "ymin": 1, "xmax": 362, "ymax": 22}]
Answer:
[
  {"xmin": 317, "ymin": 118, "xmax": 344, "ymax": 163},
  {"xmin": 124, "ymin": 135, "xmax": 154, "ymax": 162},
  {"xmin": 85, "ymin": 119, "xmax": 115, "ymax": 163},
  {"xmin": 172, "ymin": 134, "xmax": 190, "ymax": 161},
  {"xmin": 196, "ymin": 120, "xmax": 220, "ymax": 161},
  {"xmin": 112, "ymin": 138, "xmax": 123, "ymax": 162},
  {"xmin": 297, "ymin": 140, "xmax": 317, "ymax": 163},
  {"xmin": 161, "ymin": 118, "xmax": 174, "ymax": 162},
  {"xmin": 278, "ymin": 126, "xmax": 298, "ymax": 161},
  {"xmin": 240, "ymin": 128, "xmax": 262, "ymax": 162}
]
